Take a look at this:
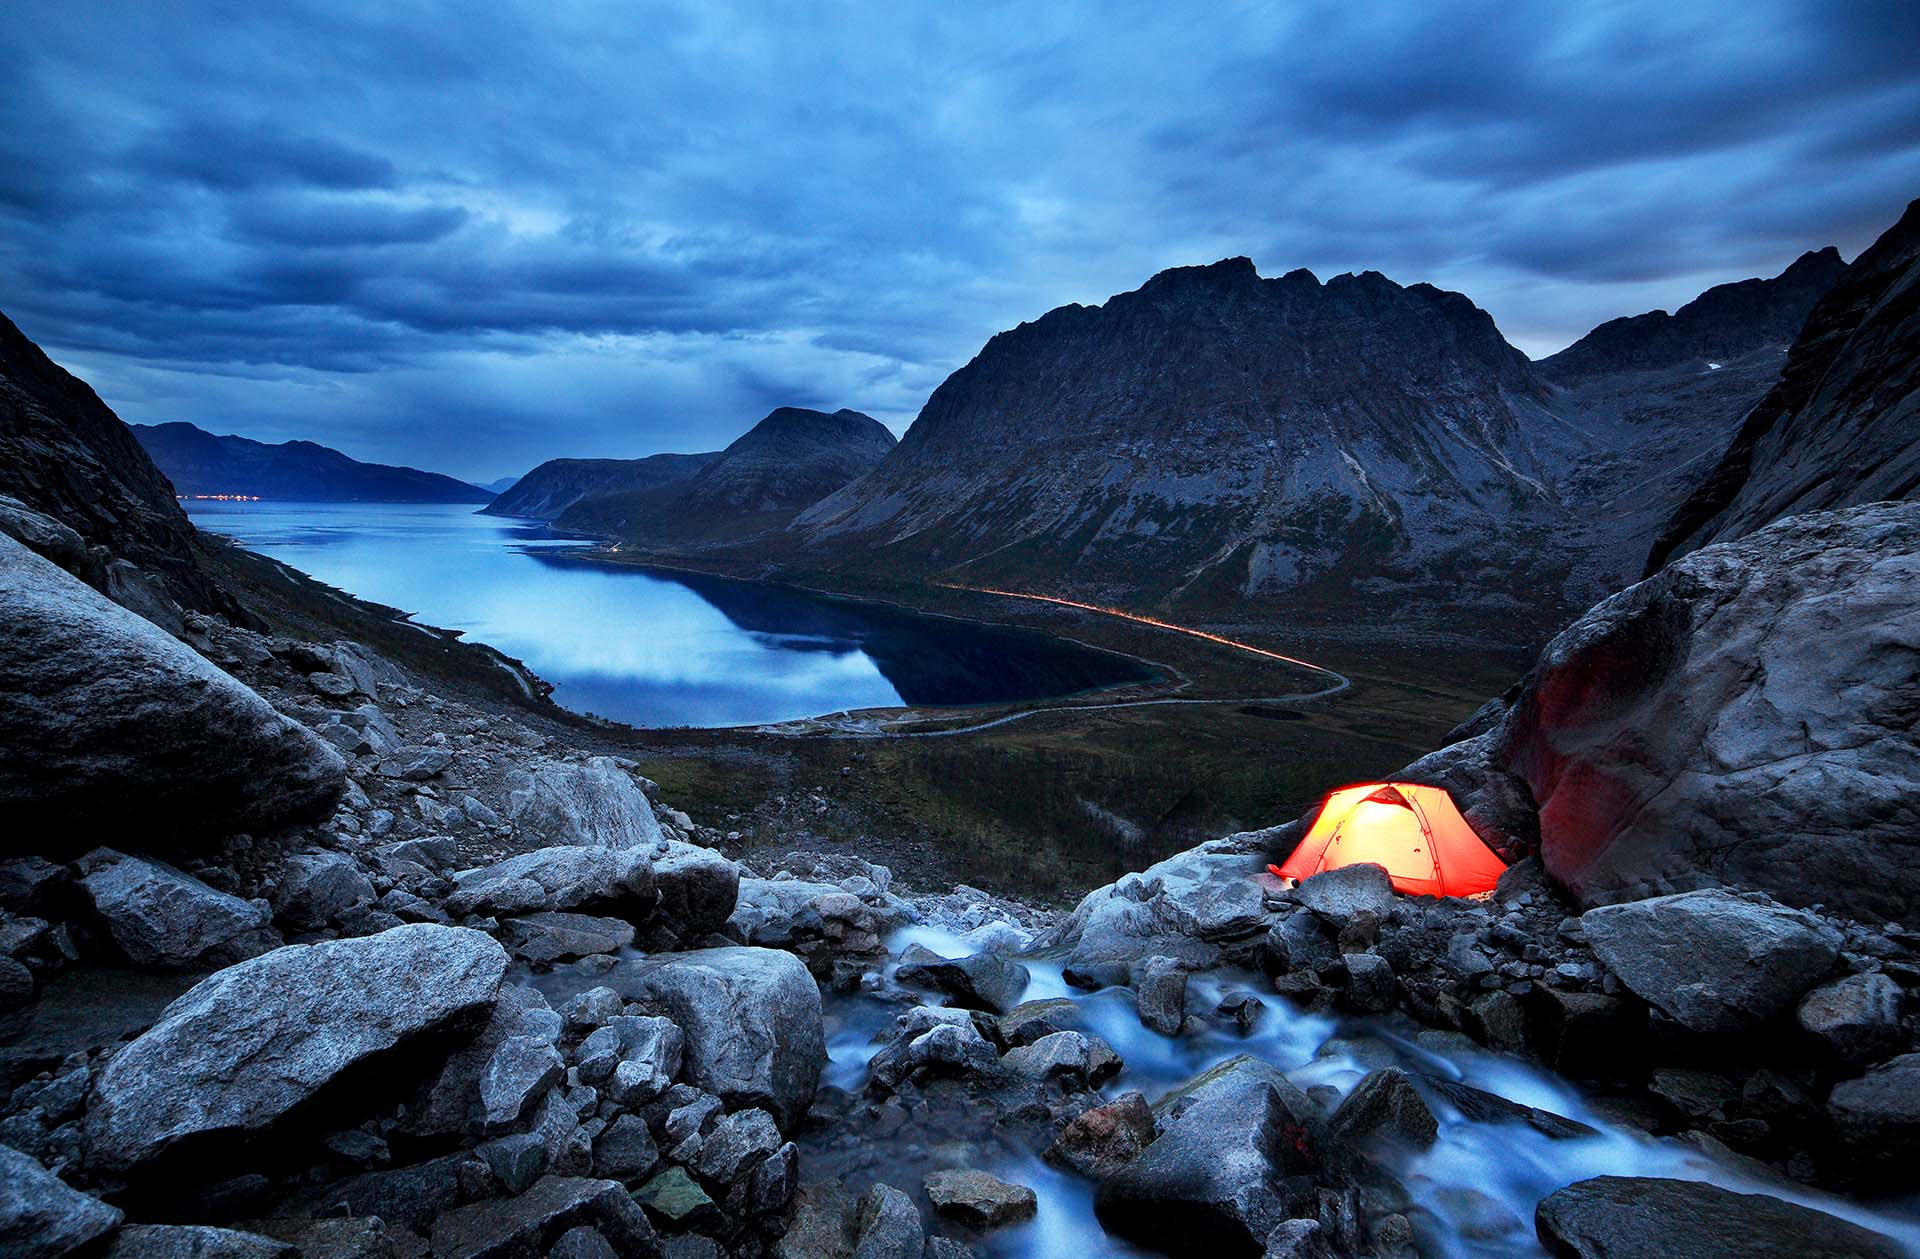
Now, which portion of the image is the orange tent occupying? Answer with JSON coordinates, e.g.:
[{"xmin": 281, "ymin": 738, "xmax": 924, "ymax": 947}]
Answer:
[{"xmin": 1270, "ymin": 782, "xmax": 1507, "ymax": 897}]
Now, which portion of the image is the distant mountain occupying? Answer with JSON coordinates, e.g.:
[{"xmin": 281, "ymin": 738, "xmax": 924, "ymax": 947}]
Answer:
[
  {"xmin": 476, "ymin": 475, "xmax": 521, "ymax": 495},
  {"xmin": 132, "ymin": 422, "xmax": 491, "ymax": 503},
  {"xmin": 482, "ymin": 453, "xmax": 717, "ymax": 520},
  {"xmin": 557, "ymin": 408, "xmax": 895, "ymax": 545},
  {"xmin": 1648, "ymin": 197, "xmax": 1920, "ymax": 571},
  {"xmin": 1538, "ymin": 248, "xmax": 1846, "ymax": 384}
]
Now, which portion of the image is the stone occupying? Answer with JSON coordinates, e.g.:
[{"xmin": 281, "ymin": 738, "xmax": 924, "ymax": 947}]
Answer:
[
  {"xmin": 376, "ymin": 746, "xmax": 453, "ymax": 780},
  {"xmin": 634, "ymin": 1167, "xmax": 718, "ymax": 1228},
  {"xmin": 894, "ymin": 944, "xmax": 1030, "ymax": 1015},
  {"xmin": 502, "ymin": 912, "xmax": 636, "ymax": 966},
  {"xmin": 85, "ymin": 924, "xmax": 507, "ymax": 1171},
  {"xmin": 1292, "ymin": 863, "xmax": 1395, "ymax": 926},
  {"xmin": 1827, "ymin": 1052, "xmax": 1920, "ymax": 1178},
  {"xmin": 691, "ymin": 1108, "xmax": 781, "ymax": 1184},
  {"xmin": 447, "ymin": 846, "xmax": 656, "ymax": 918},
  {"xmin": 77, "ymin": 848, "xmax": 279, "ymax": 969},
  {"xmin": 1001, "ymin": 1030, "xmax": 1117, "ymax": 1086},
  {"xmin": 548, "ymin": 1226, "xmax": 619, "ymax": 1259},
  {"xmin": 852, "ymin": 1181, "xmax": 922, "ymax": 1259},
  {"xmin": 104, "ymin": 1225, "xmax": 295, "ymax": 1258},
  {"xmin": 404, "ymin": 984, "xmax": 557, "ymax": 1140},
  {"xmin": 1341, "ymin": 952, "xmax": 1396, "ymax": 1013},
  {"xmin": 997, "ymin": 998, "xmax": 1087, "ymax": 1046},
  {"xmin": 507, "ymin": 757, "xmax": 663, "ymax": 849},
  {"xmin": 1581, "ymin": 890, "xmax": 1841, "ymax": 1033},
  {"xmin": 1045, "ymin": 1090, "xmax": 1156, "ymax": 1179},
  {"xmin": 649, "ymin": 842, "xmax": 740, "ymax": 941},
  {"xmin": 1265, "ymin": 913, "xmax": 1337, "ymax": 975},
  {"xmin": 1500, "ymin": 503, "xmax": 1920, "ymax": 922},
  {"xmin": 480, "ymin": 1132, "xmax": 547, "ymax": 1194},
  {"xmin": 1262, "ymin": 1218, "xmax": 1326, "ymax": 1258},
  {"xmin": 581, "ymin": 1015, "xmax": 683, "ymax": 1104},
  {"xmin": 0, "ymin": 1142, "xmax": 122, "ymax": 1258},
  {"xmin": 1534, "ymin": 1175, "xmax": 1901, "ymax": 1258},
  {"xmin": 1421, "ymin": 1077, "xmax": 1595, "ymax": 1139},
  {"xmin": 622, "ymin": 947, "xmax": 825, "ymax": 1127},
  {"xmin": 480, "ymin": 1035, "xmax": 565, "ymax": 1132},
  {"xmin": 233, "ymin": 1217, "xmax": 408, "ymax": 1259},
  {"xmin": 1054, "ymin": 847, "xmax": 1268, "ymax": 971},
  {"xmin": 1132, "ymin": 956, "xmax": 1188, "ymax": 1035},
  {"xmin": 0, "ymin": 533, "xmax": 344, "ymax": 842},
  {"xmin": 1324, "ymin": 1069, "xmax": 1438, "ymax": 1153},
  {"xmin": 1797, "ymin": 972, "xmax": 1904, "ymax": 1064},
  {"xmin": 272, "ymin": 849, "xmax": 376, "ymax": 930},
  {"xmin": 868, "ymin": 1015, "xmax": 1000, "ymax": 1090},
  {"xmin": 923, "ymin": 1169, "xmax": 1037, "ymax": 1229},
  {"xmin": 428, "ymin": 1175, "xmax": 658, "ymax": 1259},
  {"xmin": 744, "ymin": 1141, "xmax": 798, "ymax": 1217},
  {"xmin": 593, "ymin": 1113, "xmax": 659, "ymax": 1182}
]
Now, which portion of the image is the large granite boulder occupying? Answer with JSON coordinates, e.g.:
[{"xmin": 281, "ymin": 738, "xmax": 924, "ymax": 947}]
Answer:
[
  {"xmin": 621, "ymin": 947, "xmax": 824, "ymax": 1128},
  {"xmin": 0, "ymin": 532, "xmax": 345, "ymax": 845},
  {"xmin": 1050, "ymin": 843, "xmax": 1273, "ymax": 972},
  {"xmin": 86, "ymin": 924, "xmax": 507, "ymax": 1171},
  {"xmin": 77, "ymin": 848, "xmax": 280, "ymax": 969},
  {"xmin": 648, "ymin": 842, "xmax": 740, "ymax": 942},
  {"xmin": 0, "ymin": 1142, "xmax": 122, "ymax": 1258},
  {"xmin": 1499, "ymin": 503, "xmax": 1920, "ymax": 921},
  {"xmin": 506, "ymin": 758, "xmax": 663, "ymax": 849},
  {"xmin": 447, "ymin": 846, "xmax": 656, "ymax": 918},
  {"xmin": 1535, "ymin": 1175, "xmax": 1901, "ymax": 1258},
  {"xmin": 1580, "ymin": 890, "xmax": 1840, "ymax": 1034}
]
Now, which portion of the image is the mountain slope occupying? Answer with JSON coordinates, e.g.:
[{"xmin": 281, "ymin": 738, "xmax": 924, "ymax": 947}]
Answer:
[
  {"xmin": 482, "ymin": 453, "xmax": 717, "ymax": 520},
  {"xmin": 1647, "ymin": 197, "xmax": 1920, "ymax": 570},
  {"xmin": 134, "ymin": 422, "xmax": 492, "ymax": 503},
  {"xmin": 558, "ymin": 408, "xmax": 895, "ymax": 544}
]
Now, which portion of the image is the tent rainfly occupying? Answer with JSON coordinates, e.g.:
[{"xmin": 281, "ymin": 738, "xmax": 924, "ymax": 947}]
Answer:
[{"xmin": 1270, "ymin": 781, "xmax": 1507, "ymax": 897}]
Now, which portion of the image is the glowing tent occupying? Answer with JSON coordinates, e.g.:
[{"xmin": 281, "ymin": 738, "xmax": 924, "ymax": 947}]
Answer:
[{"xmin": 1270, "ymin": 782, "xmax": 1507, "ymax": 897}]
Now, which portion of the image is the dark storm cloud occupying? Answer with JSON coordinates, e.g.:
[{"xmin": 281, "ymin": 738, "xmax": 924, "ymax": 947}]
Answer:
[{"xmin": 1, "ymin": 0, "xmax": 1916, "ymax": 479}]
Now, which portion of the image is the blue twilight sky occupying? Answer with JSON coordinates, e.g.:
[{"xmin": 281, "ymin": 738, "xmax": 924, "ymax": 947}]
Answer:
[{"xmin": 3, "ymin": 1, "xmax": 1917, "ymax": 482}]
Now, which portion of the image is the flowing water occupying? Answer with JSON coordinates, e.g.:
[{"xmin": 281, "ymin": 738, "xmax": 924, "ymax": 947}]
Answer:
[{"xmin": 184, "ymin": 501, "xmax": 1156, "ymax": 728}]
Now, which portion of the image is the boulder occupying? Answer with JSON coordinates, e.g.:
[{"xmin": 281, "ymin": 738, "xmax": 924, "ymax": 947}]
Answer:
[
  {"xmin": 447, "ymin": 846, "xmax": 656, "ymax": 918},
  {"xmin": 1292, "ymin": 864, "xmax": 1394, "ymax": 926},
  {"xmin": 894, "ymin": 944, "xmax": 1030, "ymax": 1015},
  {"xmin": 1324, "ymin": 1069, "xmax": 1437, "ymax": 1155},
  {"xmin": 923, "ymin": 1169, "xmax": 1036, "ymax": 1229},
  {"xmin": 501, "ymin": 912, "xmax": 636, "ymax": 966},
  {"xmin": 1827, "ymin": 1052, "xmax": 1920, "ymax": 1176},
  {"xmin": 593, "ymin": 1113, "xmax": 659, "ymax": 1182},
  {"xmin": 507, "ymin": 757, "xmax": 663, "ymax": 850},
  {"xmin": 428, "ymin": 1175, "xmax": 658, "ymax": 1259},
  {"xmin": 648, "ymin": 842, "xmax": 739, "ymax": 942},
  {"xmin": 1534, "ymin": 1175, "xmax": 1901, "ymax": 1258},
  {"xmin": 104, "ymin": 1225, "xmax": 295, "ymax": 1258},
  {"xmin": 1051, "ymin": 846, "xmax": 1269, "ymax": 971},
  {"xmin": 689, "ymin": 1107, "xmax": 781, "ymax": 1184},
  {"xmin": 1132, "ymin": 956, "xmax": 1188, "ymax": 1035},
  {"xmin": 77, "ymin": 849, "xmax": 279, "ymax": 969},
  {"xmin": 0, "ymin": 533, "xmax": 344, "ymax": 844},
  {"xmin": 621, "ymin": 947, "xmax": 825, "ymax": 1128},
  {"xmin": 271, "ymin": 850, "xmax": 377, "ymax": 931},
  {"xmin": 1581, "ymin": 890, "xmax": 1840, "ymax": 1033},
  {"xmin": 0, "ymin": 1142, "xmax": 122, "ymax": 1258},
  {"xmin": 1499, "ymin": 503, "xmax": 1920, "ymax": 921},
  {"xmin": 1797, "ymin": 972, "xmax": 1905, "ymax": 1064},
  {"xmin": 852, "ymin": 1182, "xmax": 922, "ymax": 1259},
  {"xmin": 577, "ymin": 1016, "xmax": 683, "ymax": 1104},
  {"xmin": 86, "ymin": 924, "xmax": 508, "ymax": 1171},
  {"xmin": 1045, "ymin": 1090, "xmax": 1157, "ymax": 1179},
  {"xmin": 479, "ymin": 1035, "xmax": 566, "ymax": 1132},
  {"xmin": 404, "ymin": 984, "xmax": 558, "ymax": 1140}
]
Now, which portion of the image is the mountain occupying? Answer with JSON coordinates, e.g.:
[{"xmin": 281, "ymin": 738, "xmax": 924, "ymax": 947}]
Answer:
[
  {"xmin": 1647, "ymin": 197, "xmax": 1920, "ymax": 571},
  {"xmin": 476, "ymin": 475, "xmax": 522, "ymax": 495},
  {"xmin": 482, "ymin": 453, "xmax": 718, "ymax": 520},
  {"xmin": 557, "ymin": 408, "xmax": 895, "ymax": 544},
  {"xmin": 132, "ymin": 422, "xmax": 493, "ymax": 503}
]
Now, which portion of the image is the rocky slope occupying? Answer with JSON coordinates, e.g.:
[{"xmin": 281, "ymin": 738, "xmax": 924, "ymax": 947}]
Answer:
[
  {"xmin": 1649, "ymin": 196, "xmax": 1920, "ymax": 570},
  {"xmin": 132, "ymin": 422, "xmax": 492, "ymax": 503},
  {"xmin": 558, "ymin": 408, "xmax": 895, "ymax": 546},
  {"xmin": 481, "ymin": 454, "xmax": 718, "ymax": 521}
]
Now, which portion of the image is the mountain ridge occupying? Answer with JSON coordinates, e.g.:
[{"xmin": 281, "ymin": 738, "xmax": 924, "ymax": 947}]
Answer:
[
  {"xmin": 482, "ymin": 453, "xmax": 719, "ymax": 520},
  {"xmin": 133, "ymin": 421, "xmax": 492, "ymax": 503}
]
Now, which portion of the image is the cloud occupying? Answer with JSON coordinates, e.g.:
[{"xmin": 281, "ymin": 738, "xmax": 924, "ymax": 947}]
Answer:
[{"xmin": 1, "ymin": 0, "xmax": 1916, "ymax": 477}]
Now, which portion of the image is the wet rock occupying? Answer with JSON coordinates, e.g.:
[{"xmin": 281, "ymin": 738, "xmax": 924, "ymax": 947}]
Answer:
[
  {"xmin": 1292, "ymin": 864, "xmax": 1394, "ymax": 927},
  {"xmin": 1325, "ymin": 1068, "xmax": 1437, "ymax": 1154},
  {"xmin": 272, "ymin": 849, "xmax": 376, "ymax": 931},
  {"xmin": 870, "ymin": 1018, "xmax": 1001, "ymax": 1091},
  {"xmin": 0, "ymin": 533, "xmax": 345, "ymax": 842},
  {"xmin": 648, "ymin": 842, "xmax": 740, "ymax": 942},
  {"xmin": 0, "ymin": 1142, "xmax": 122, "ymax": 1258},
  {"xmin": 1045, "ymin": 1090, "xmax": 1156, "ymax": 1179},
  {"xmin": 593, "ymin": 1113, "xmax": 659, "ymax": 1182},
  {"xmin": 429, "ymin": 1175, "xmax": 658, "ymax": 1259},
  {"xmin": 1132, "ymin": 956, "xmax": 1188, "ymax": 1035},
  {"xmin": 997, "ymin": 998, "xmax": 1086, "ymax": 1046},
  {"xmin": 623, "ymin": 947, "xmax": 825, "ymax": 1127},
  {"xmin": 690, "ymin": 1107, "xmax": 780, "ymax": 1184},
  {"xmin": 923, "ymin": 1169, "xmax": 1036, "ymax": 1229},
  {"xmin": 501, "ymin": 912, "xmax": 636, "ymax": 966},
  {"xmin": 86, "ymin": 924, "xmax": 508, "ymax": 1171},
  {"xmin": 77, "ymin": 849, "xmax": 279, "ymax": 969},
  {"xmin": 103, "ymin": 1225, "xmax": 295, "ymax": 1258},
  {"xmin": 852, "ymin": 1181, "xmax": 922, "ymax": 1259},
  {"xmin": 1421, "ymin": 1077, "xmax": 1596, "ymax": 1139},
  {"xmin": 446, "ymin": 846, "xmax": 656, "ymax": 918},
  {"xmin": 1797, "ymin": 972, "xmax": 1904, "ymax": 1064},
  {"xmin": 1827, "ymin": 1052, "xmax": 1920, "ymax": 1176},
  {"xmin": 1534, "ymin": 1175, "xmax": 1901, "ymax": 1258},
  {"xmin": 895, "ymin": 945, "xmax": 1030, "ymax": 1015},
  {"xmin": 1581, "ymin": 890, "xmax": 1840, "ymax": 1033},
  {"xmin": 506, "ymin": 757, "xmax": 663, "ymax": 850},
  {"xmin": 1001, "ymin": 1029, "xmax": 1121, "ymax": 1087}
]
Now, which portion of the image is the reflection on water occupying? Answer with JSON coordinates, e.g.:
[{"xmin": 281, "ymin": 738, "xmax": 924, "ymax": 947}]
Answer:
[{"xmin": 186, "ymin": 501, "xmax": 1155, "ymax": 728}]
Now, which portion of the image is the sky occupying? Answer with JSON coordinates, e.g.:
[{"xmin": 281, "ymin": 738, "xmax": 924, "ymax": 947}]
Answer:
[{"xmin": 3, "ymin": 2, "xmax": 1917, "ymax": 482}]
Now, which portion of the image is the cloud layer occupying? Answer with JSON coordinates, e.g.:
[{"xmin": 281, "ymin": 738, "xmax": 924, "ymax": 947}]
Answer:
[{"xmin": 3, "ymin": 1, "xmax": 1916, "ymax": 479}]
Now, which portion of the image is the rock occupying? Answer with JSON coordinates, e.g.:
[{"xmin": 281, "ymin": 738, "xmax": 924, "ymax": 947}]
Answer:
[
  {"xmin": 1053, "ymin": 847, "xmax": 1267, "ymax": 971},
  {"xmin": 228, "ymin": 1218, "xmax": 407, "ymax": 1259},
  {"xmin": 1265, "ymin": 913, "xmax": 1337, "ymax": 976},
  {"xmin": 288, "ymin": 1150, "xmax": 484, "ymax": 1233},
  {"xmin": 1827, "ymin": 1052, "xmax": 1920, "ymax": 1177},
  {"xmin": 649, "ymin": 842, "xmax": 740, "ymax": 941},
  {"xmin": 622, "ymin": 947, "xmax": 825, "ymax": 1127},
  {"xmin": 1325, "ymin": 1069, "xmax": 1438, "ymax": 1153},
  {"xmin": 404, "ymin": 984, "xmax": 557, "ymax": 1140},
  {"xmin": 744, "ymin": 1140, "xmax": 798, "ymax": 1217},
  {"xmin": 584, "ymin": 1016, "xmax": 683, "ymax": 1105},
  {"xmin": 633, "ymin": 1167, "xmax": 718, "ymax": 1228},
  {"xmin": 0, "ymin": 533, "xmax": 344, "ymax": 842},
  {"xmin": 77, "ymin": 849, "xmax": 279, "ymax": 969},
  {"xmin": 1132, "ymin": 956, "xmax": 1188, "ymax": 1035},
  {"xmin": 480, "ymin": 1035, "xmax": 565, "ymax": 1132},
  {"xmin": 868, "ymin": 1012, "xmax": 1001, "ymax": 1091},
  {"xmin": 1421, "ymin": 1077, "xmax": 1595, "ymax": 1139},
  {"xmin": 0, "ymin": 856, "xmax": 65, "ymax": 912},
  {"xmin": 272, "ymin": 850, "xmax": 377, "ymax": 931},
  {"xmin": 447, "ymin": 846, "xmax": 656, "ymax": 918},
  {"xmin": 507, "ymin": 757, "xmax": 663, "ymax": 849},
  {"xmin": 86, "ymin": 924, "xmax": 507, "ymax": 1171},
  {"xmin": 1341, "ymin": 952, "xmax": 1396, "ymax": 1013},
  {"xmin": 1534, "ymin": 1175, "xmax": 1901, "ymax": 1258},
  {"xmin": 894, "ymin": 945, "xmax": 1030, "ymax": 1015},
  {"xmin": 923, "ymin": 1169, "xmax": 1037, "ymax": 1229},
  {"xmin": 1500, "ymin": 503, "xmax": 1920, "ymax": 922},
  {"xmin": 104, "ymin": 1225, "xmax": 295, "ymax": 1258},
  {"xmin": 1581, "ymin": 890, "xmax": 1841, "ymax": 1033},
  {"xmin": 690, "ymin": 1108, "xmax": 781, "ymax": 1184},
  {"xmin": 1045, "ymin": 1090, "xmax": 1156, "ymax": 1179},
  {"xmin": 1262, "ymin": 1219, "xmax": 1326, "ymax": 1258},
  {"xmin": 565, "ymin": 987, "xmax": 624, "ymax": 1030},
  {"xmin": 1094, "ymin": 1056, "xmax": 1316, "ymax": 1256},
  {"xmin": 997, "ymin": 998, "xmax": 1087, "ymax": 1046},
  {"xmin": 593, "ymin": 1113, "xmax": 659, "ymax": 1182},
  {"xmin": 1292, "ymin": 864, "xmax": 1394, "ymax": 926},
  {"xmin": 852, "ymin": 1182, "xmax": 922, "ymax": 1259},
  {"xmin": 548, "ymin": 1226, "xmax": 618, "ymax": 1259},
  {"xmin": 1001, "ymin": 1030, "xmax": 1119, "ymax": 1087},
  {"xmin": 376, "ymin": 746, "xmax": 453, "ymax": 781},
  {"xmin": 1798, "ymin": 972, "xmax": 1904, "ymax": 1064},
  {"xmin": 0, "ymin": 1142, "xmax": 123, "ymax": 1258},
  {"xmin": 502, "ymin": 912, "xmax": 636, "ymax": 966},
  {"xmin": 428, "ymin": 1175, "xmax": 658, "ymax": 1259}
]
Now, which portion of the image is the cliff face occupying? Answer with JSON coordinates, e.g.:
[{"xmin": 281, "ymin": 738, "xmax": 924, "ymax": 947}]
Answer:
[
  {"xmin": 481, "ymin": 453, "xmax": 717, "ymax": 520},
  {"xmin": 133, "ymin": 422, "xmax": 493, "ymax": 503},
  {"xmin": 1647, "ymin": 198, "xmax": 1920, "ymax": 571}
]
